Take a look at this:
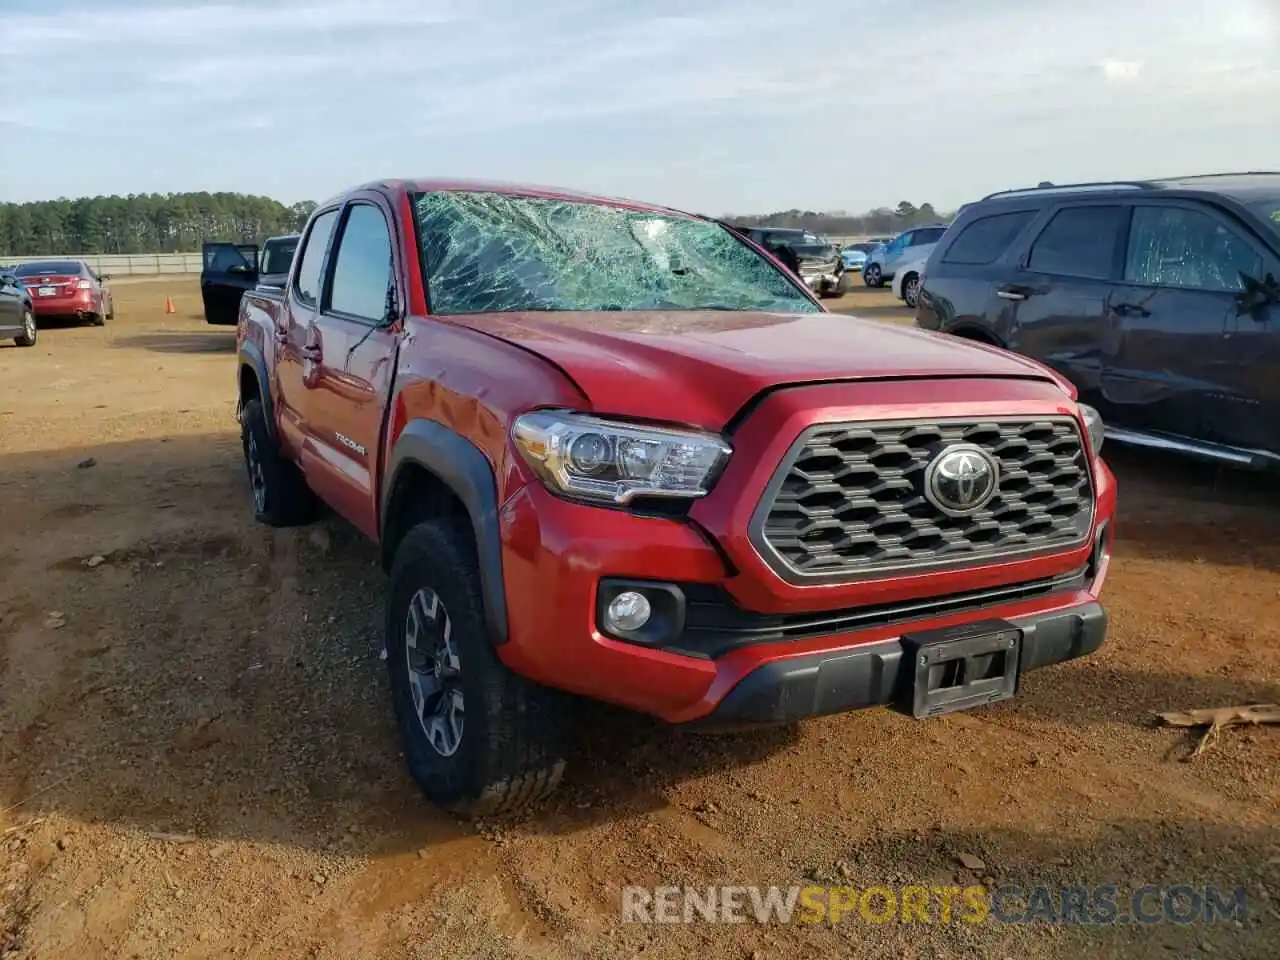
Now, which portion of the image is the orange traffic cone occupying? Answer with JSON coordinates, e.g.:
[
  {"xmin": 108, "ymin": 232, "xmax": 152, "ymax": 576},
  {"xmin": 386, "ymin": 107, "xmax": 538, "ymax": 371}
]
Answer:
[{"xmin": 164, "ymin": 296, "xmax": 176, "ymax": 315}]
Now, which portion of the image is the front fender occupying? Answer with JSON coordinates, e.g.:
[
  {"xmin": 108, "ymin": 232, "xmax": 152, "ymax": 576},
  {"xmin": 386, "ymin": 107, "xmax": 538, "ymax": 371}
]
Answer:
[{"xmin": 382, "ymin": 419, "xmax": 509, "ymax": 645}]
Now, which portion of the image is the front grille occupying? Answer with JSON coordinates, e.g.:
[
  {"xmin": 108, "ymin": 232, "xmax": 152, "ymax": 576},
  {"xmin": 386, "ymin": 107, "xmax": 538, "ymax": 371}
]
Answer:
[{"xmin": 752, "ymin": 417, "xmax": 1095, "ymax": 582}]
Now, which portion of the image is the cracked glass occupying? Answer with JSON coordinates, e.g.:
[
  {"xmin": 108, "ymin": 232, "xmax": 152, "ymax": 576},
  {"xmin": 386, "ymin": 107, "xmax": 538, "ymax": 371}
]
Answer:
[{"xmin": 411, "ymin": 190, "xmax": 821, "ymax": 315}]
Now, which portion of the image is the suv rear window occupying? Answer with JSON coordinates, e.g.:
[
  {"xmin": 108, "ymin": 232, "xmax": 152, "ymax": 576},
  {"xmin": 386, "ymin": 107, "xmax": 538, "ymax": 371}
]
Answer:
[
  {"xmin": 942, "ymin": 211, "xmax": 1036, "ymax": 265},
  {"xmin": 1027, "ymin": 206, "xmax": 1126, "ymax": 280}
]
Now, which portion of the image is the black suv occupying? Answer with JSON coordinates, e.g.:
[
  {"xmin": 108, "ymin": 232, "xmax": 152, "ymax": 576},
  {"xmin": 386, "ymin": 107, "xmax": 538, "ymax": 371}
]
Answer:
[{"xmin": 916, "ymin": 173, "xmax": 1280, "ymax": 469}]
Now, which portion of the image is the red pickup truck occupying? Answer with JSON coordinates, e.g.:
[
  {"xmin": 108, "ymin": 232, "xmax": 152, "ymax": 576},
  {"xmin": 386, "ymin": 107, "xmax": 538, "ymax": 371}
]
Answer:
[{"xmin": 235, "ymin": 179, "xmax": 1116, "ymax": 816}]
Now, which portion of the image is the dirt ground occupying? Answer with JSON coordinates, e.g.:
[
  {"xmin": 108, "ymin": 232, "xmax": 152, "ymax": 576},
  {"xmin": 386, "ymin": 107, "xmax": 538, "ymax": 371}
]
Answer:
[{"xmin": 1, "ymin": 279, "xmax": 1278, "ymax": 960}]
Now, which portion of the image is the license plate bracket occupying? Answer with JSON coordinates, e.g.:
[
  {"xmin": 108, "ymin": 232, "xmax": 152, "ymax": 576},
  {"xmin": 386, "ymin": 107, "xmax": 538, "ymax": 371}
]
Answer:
[
  {"xmin": 38, "ymin": 287, "xmax": 56, "ymax": 297},
  {"xmin": 899, "ymin": 619, "xmax": 1021, "ymax": 719}
]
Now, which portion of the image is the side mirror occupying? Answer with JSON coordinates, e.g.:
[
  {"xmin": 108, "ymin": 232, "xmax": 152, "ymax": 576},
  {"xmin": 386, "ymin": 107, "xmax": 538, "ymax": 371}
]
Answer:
[{"xmin": 1237, "ymin": 273, "xmax": 1280, "ymax": 313}]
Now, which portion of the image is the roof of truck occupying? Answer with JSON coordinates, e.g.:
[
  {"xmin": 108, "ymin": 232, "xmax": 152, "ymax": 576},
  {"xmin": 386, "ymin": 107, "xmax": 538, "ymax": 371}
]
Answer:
[{"xmin": 327, "ymin": 178, "xmax": 704, "ymax": 221}]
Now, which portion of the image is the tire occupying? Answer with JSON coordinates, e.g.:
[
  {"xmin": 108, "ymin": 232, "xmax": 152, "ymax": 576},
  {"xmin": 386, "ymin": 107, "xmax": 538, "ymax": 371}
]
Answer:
[
  {"xmin": 386, "ymin": 518, "xmax": 568, "ymax": 817},
  {"xmin": 902, "ymin": 272, "xmax": 921, "ymax": 308},
  {"xmin": 14, "ymin": 308, "xmax": 36, "ymax": 347},
  {"xmin": 239, "ymin": 397, "xmax": 318, "ymax": 526},
  {"xmin": 864, "ymin": 263, "xmax": 884, "ymax": 288},
  {"xmin": 89, "ymin": 312, "xmax": 105, "ymax": 327}
]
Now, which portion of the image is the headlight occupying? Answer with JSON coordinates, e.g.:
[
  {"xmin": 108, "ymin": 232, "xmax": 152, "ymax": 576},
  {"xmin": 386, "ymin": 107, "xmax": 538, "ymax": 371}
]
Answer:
[
  {"xmin": 1078, "ymin": 403, "xmax": 1104, "ymax": 455},
  {"xmin": 512, "ymin": 411, "xmax": 732, "ymax": 505}
]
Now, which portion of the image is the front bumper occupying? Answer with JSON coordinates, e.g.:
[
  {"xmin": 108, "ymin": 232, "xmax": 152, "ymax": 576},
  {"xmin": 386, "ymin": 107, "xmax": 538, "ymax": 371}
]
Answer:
[
  {"xmin": 494, "ymin": 379, "xmax": 1116, "ymax": 727},
  {"xmin": 801, "ymin": 272, "xmax": 840, "ymax": 293},
  {"xmin": 683, "ymin": 601, "xmax": 1106, "ymax": 731}
]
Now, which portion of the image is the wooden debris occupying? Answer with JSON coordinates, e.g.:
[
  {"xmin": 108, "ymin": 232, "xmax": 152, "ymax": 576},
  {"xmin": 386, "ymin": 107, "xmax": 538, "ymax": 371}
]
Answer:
[{"xmin": 1155, "ymin": 704, "xmax": 1280, "ymax": 757}]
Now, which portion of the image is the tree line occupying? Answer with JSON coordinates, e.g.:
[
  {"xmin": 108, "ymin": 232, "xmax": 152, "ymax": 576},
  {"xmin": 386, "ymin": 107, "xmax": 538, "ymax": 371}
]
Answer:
[
  {"xmin": 725, "ymin": 201, "xmax": 954, "ymax": 237},
  {"xmin": 0, "ymin": 193, "xmax": 319, "ymax": 257},
  {"xmin": 0, "ymin": 190, "xmax": 950, "ymax": 257}
]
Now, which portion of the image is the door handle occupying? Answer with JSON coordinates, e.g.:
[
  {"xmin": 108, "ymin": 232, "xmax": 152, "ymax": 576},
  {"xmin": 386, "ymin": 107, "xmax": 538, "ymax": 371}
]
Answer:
[
  {"xmin": 1113, "ymin": 303, "xmax": 1151, "ymax": 318},
  {"xmin": 997, "ymin": 285, "xmax": 1030, "ymax": 302},
  {"xmin": 301, "ymin": 344, "xmax": 322, "ymax": 360}
]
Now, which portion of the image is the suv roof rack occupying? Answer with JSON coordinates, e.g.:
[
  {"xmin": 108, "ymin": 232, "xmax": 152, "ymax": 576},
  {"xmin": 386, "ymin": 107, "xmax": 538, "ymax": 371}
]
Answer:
[
  {"xmin": 981, "ymin": 181, "xmax": 1156, "ymax": 201},
  {"xmin": 982, "ymin": 171, "xmax": 1280, "ymax": 202},
  {"xmin": 1152, "ymin": 170, "xmax": 1280, "ymax": 182}
]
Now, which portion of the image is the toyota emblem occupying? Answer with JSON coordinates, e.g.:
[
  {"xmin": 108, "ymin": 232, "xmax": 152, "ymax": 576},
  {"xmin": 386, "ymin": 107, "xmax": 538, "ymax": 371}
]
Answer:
[{"xmin": 924, "ymin": 443, "xmax": 999, "ymax": 516}]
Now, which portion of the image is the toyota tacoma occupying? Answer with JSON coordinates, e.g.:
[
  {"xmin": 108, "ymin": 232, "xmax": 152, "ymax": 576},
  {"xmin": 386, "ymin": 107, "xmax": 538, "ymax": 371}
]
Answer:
[{"xmin": 235, "ymin": 179, "xmax": 1116, "ymax": 817}]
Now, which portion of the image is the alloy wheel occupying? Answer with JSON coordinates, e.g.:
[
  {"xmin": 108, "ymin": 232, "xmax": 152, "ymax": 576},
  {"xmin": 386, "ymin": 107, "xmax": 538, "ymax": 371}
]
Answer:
[
  {"xmin": 904, "ymin": 276, "xmax": 921, "ymax": 307},
  {"xmin": 404, "ymin": 586, "xmax": 464, "ymax": 757},
  {"xmin": 245, "ymin": 431, "xmax": 267, "ymax": 514}
]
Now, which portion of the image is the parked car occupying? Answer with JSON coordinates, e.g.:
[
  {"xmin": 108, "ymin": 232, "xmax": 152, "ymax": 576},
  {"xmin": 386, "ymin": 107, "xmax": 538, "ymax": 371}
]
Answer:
[
  {"xmin": 0, "ymin": 269, "xmax": 37, "ymax": 347},
  {"xmin": 915, "ymin": 172, "xmax": 1280, "ymax": 469},
  {"xmin": 839, "ymin": 241, "xmax": 879, "ymax": 273},
  {"xmin": 235, "ymin": 178, "xmax": 1114, "ymax": 817},
  {"xmin": 891, "ymin": 250, "xmax": 930, "ymax": 308},
  {"xmin": 862, "ymin": 226, "xmax": 949, "ymax": 288},
  {"xmin": 201, "ymin": 234, "xmax": 300, "ymax": 325},
  {"xmin": 735, "ymin": 226, "xmax": 844, "ymax": 297},
  {"xmin": 10, "ymin": 259, "xmax": 113, "ymax": 327}
]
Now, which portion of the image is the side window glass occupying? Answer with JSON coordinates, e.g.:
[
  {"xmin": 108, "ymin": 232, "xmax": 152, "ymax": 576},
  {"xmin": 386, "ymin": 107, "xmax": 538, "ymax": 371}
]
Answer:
[
  {"xmin": 1125, "ymin": 206, "xmax": 1262, "ymax": 293},
  {"xmin": 327, "ymin": 204, "xmax": 393, "ymax": 321},
  {"xmin": 942, "ymin": 211, "xmax": 1036, "ymax": 266},
  {"xmin": 1027, "ymin": 206, "xmax": 1125, "ymax": 280},
  {"xmin": 294, "ymin": 210, "xmax": 338, "ymax": 307}
]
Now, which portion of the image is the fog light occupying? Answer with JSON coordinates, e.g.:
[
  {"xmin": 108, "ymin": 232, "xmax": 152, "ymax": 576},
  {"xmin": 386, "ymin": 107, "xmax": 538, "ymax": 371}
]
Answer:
[{"xmin": 605, "ymin": 591, "xmax": 652, "ymax": 632}]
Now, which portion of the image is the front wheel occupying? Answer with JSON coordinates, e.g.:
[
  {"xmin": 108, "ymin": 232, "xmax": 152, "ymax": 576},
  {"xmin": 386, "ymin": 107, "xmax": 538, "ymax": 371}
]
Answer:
[
  {"xmin": 902, "ymin": 272, "xmax": 921, "ymax": 308},
  {"xmin": 386, "ymin": 519, "xmax": 568, "ymax": 817},
  {"xmin": 14, "ymin": 308, "xmax": 37, "ymax": 347},
  {"xmin": 863, "ymin": 263, "xmax": 883, "ymax": 287}
]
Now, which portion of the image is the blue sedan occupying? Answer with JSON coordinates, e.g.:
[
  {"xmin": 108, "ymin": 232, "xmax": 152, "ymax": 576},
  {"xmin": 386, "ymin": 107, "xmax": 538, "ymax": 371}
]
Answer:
[{"xmin": 839, "ymin": 241, "xmax": 878, "ymax": 272}]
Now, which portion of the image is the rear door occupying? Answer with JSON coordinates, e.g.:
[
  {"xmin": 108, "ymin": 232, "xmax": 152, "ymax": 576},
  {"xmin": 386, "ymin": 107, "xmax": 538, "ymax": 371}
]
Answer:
[
  {"xmin": 1105, "ymin": 200, "xmax": 1279, "ymax": 452},
  {"xmin": 201, "ymin": 242, "xmax": 259, "ymax": 324},
  {"xmin": 301, "ymin": 198, "xmax": 403, "ymax": 538},
  {"xmin": 996, "ymin": 203, "xmax": 1129, "ymax": 406},
  {"xmin": 273, "ymin": 210, "xmax": 338, "ymax": 456},
  {"xmin": 919, "ymin": 206, "xmax": 1040, "ymax": 332}
]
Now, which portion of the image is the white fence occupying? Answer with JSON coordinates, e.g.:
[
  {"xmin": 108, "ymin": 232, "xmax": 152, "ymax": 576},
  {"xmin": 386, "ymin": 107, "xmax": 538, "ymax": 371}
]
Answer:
[
  {"xmin": 1, "ymin": 253, "xmax": 202, "ymax": 276},
  {"xmin": 3, "ymin": 236, "xmax": 888, "ymax": 278}
]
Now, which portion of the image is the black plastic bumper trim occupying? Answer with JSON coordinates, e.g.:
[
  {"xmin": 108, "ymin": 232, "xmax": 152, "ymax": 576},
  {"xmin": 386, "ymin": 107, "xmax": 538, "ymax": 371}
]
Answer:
[{"xmin": 682, "ymin": 601, "xmax": 1107, "ymax": 731}]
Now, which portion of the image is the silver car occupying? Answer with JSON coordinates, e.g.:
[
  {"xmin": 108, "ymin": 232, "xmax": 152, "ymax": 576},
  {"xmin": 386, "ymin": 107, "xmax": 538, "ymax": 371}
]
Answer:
[{"xmin": 862, "ymin": 225, "xmax": 948, "ymax": 288}]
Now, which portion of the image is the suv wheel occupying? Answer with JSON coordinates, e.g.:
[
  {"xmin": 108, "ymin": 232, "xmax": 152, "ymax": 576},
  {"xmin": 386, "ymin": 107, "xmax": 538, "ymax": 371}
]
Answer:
[
  {"xmin": 387, "ymin": 519, "xmax": 567, "ymax": 817},
  {"xmin": 14, "ymin": 308, "xmax": 36, "ymax": 347},
  {"xmin": 239, "ymin": 397, "xmax": 318, "ymax": 526},
  {"xmin": 864, "ymin": 263, "xmax": 883, "ymax": 287},
  {"xmin": 902, "ymin": 272, "xmax": 921, "ymax": 308}
]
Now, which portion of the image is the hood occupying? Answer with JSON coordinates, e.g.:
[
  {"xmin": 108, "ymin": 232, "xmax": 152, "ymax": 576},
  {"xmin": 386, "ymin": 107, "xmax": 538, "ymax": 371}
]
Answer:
[{"xmin": 450, "ymin": 310, "xmax": 1060, "ymax": 428}]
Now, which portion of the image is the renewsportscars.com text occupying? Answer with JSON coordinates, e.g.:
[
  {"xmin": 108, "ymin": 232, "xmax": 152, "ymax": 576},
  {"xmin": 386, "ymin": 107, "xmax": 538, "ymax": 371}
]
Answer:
[{"xmin": 620, "ymin": 884, "xmax": 1248, "ymax": 926}]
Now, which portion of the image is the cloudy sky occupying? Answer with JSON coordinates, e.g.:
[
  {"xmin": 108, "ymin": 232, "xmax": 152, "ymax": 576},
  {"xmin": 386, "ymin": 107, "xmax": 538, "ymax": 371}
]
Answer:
[{"xmin": 1, "ymin": 0, "xmax": 1277, "ymax": 214}]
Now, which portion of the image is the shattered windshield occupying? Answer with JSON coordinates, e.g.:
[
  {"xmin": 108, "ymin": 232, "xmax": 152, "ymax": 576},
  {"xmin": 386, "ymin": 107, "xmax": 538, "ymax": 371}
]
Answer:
[{"xmin": 411, "ymin": 191, "xmax": 821, "ymax": 315}]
